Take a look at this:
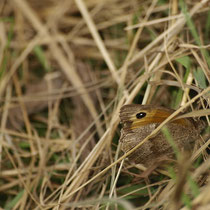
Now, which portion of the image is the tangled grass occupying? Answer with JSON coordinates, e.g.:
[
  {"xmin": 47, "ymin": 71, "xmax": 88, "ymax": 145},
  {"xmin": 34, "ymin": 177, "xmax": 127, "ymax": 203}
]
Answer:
[{"xmin": 0, "ymin": 0, "xmax": 210, "ymax": 209}]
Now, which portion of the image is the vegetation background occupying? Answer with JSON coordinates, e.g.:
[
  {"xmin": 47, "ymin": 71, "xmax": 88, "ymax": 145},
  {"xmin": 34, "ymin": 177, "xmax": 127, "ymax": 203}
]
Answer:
[{"xmin": 0, "ymin": 0, "xmax": 210, "ymax": 209}]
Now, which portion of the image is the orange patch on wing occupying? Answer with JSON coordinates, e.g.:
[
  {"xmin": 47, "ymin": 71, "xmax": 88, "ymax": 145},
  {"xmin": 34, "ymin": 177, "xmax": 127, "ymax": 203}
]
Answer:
[{"xmin": 129, "ymin": 109, "xmax": 191, "ymax": 130}]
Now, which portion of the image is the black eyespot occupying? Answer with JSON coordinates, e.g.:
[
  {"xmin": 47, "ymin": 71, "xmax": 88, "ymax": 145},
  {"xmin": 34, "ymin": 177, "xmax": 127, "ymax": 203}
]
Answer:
[{"xmin": 136, "ymin": 112, "xmax": 146, "ymax": 119}]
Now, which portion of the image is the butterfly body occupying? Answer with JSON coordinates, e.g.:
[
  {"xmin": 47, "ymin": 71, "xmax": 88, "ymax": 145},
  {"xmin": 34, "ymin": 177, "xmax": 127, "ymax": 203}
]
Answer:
[{"xmin": 119, "ymin": 104, "xmax": 204, "ymax": 166}]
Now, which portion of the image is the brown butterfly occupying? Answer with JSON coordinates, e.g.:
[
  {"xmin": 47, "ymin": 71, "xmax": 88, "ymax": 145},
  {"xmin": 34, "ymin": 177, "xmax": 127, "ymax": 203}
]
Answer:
[{"xmin": 119, "ymin": 104, "xmax": 205, "ymax": 166}]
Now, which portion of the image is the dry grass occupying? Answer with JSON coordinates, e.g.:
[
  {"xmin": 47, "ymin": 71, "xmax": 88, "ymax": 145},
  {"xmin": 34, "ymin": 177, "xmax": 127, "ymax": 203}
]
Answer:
[{"xmin": 0, "ymin": 0, "xmax": 210, "ymax": 209}]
